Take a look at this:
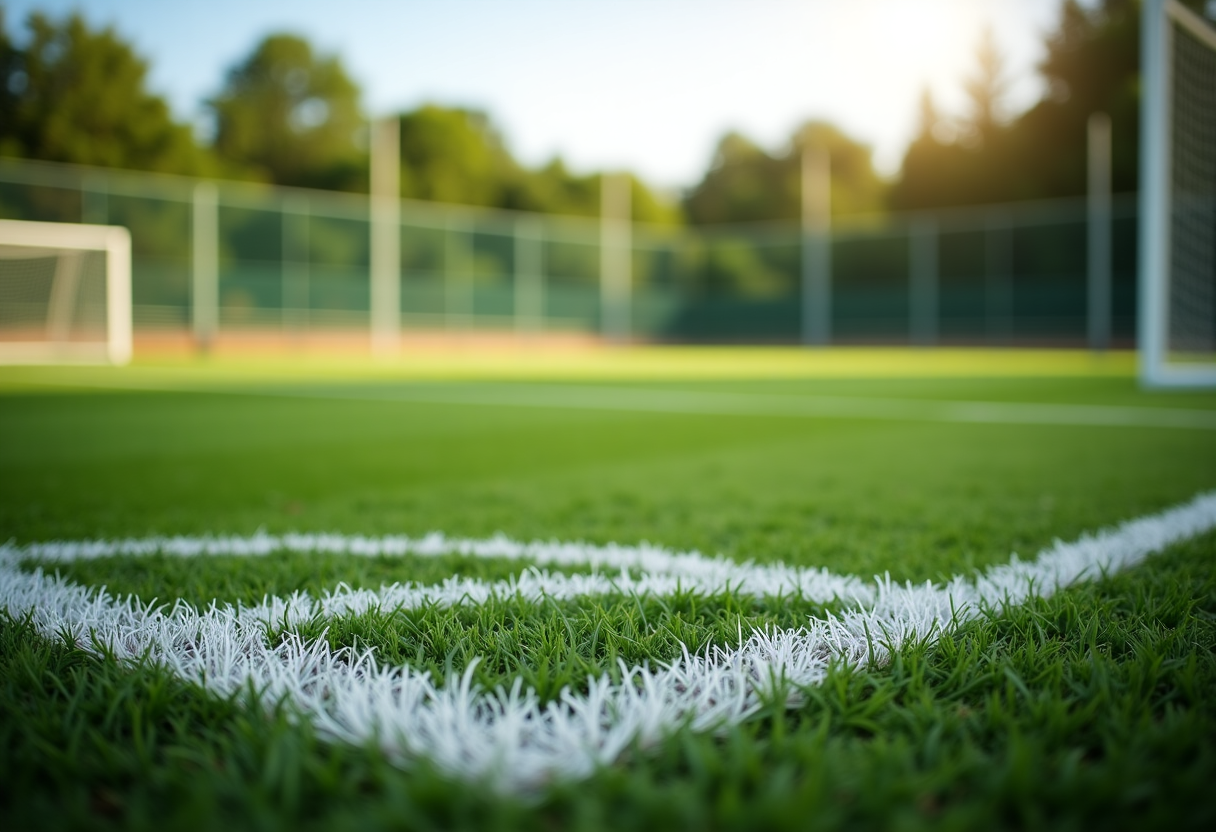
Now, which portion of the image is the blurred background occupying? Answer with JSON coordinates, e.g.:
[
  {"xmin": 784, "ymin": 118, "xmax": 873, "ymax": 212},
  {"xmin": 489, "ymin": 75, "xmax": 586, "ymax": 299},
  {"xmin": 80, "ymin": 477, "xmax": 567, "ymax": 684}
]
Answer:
[{"xmin": 0, "ymin": 0, "xmax": 1212, "ymax": 353}]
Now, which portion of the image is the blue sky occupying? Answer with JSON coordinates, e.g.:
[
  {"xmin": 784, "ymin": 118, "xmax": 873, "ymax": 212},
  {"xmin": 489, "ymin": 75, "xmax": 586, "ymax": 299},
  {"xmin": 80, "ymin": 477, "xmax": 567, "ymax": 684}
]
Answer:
[{"xmin": 4, "ymin": 0, "xmax": 1062, "ymax": 187}]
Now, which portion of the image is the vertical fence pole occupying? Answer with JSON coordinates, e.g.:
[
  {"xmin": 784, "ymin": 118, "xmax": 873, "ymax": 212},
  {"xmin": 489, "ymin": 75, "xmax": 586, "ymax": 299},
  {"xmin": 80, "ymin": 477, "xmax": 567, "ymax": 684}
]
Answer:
[
  {"xmin": 191, "ymin": 182, "xmax": 218, "ymax": 352},
  {"xmin": 600, "ymin": 173, "xmax": 631, "ymax": 342},
  {"xmin": 370, "ymin": 116, "xmax": 400, "ymax": 355},
  {"xmin": 282, "ymin": 194, "xmax": 310, "ymax": 337},
  {"xmin": 1088, "ymin": 112, "xmax": 1113, "ymax": 352},
  {"xmin": 985, "ymin": 213, "xmax": 1014, "ymax": 345},
  {"xmin": 910, "ymin": 215, "xmax": 939, "ymax": 345},
  {"xmin": 445, "ymin": 217, "xmax": 473, "ymax": 329},
  {"xmin": 801, "ymin": 147, "xmax": 831, "ymax": 345},
  {"xmin": 515, "ymin": 216, "xmax": 545, "ymax": 334}
]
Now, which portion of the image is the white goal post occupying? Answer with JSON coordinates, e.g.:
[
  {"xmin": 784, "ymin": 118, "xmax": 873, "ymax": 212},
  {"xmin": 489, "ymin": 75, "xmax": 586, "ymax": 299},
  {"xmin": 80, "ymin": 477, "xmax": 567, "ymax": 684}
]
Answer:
[
  {"xmin": 0, "ymin": 219, "xmax": 132, "ymax": 365},
  {"xmin": 1140, "ymin": 0, "xmax": 1216, "ymax": 387}
]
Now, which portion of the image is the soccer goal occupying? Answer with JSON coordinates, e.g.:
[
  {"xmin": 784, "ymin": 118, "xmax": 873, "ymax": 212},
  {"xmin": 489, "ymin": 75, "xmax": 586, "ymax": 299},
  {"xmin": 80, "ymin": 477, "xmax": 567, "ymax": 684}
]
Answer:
[
  {"xmin": 0, "ymin": 219, "xmax": 132, "ymax": 365},
  {"xmin": 1140, "ymin": 0, "xmax": 1216, "ymax": 387}
]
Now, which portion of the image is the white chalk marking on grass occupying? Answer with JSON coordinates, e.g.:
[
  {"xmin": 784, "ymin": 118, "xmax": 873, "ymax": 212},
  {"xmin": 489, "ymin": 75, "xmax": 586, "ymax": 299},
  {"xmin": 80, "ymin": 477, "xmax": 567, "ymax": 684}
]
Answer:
[
  {"xmin": 15, "ymin": 531, "xmax": 874, "ymax": 609},
  {"xmin": 310, "ymin": 383, "xmax": 1216, "ymax": 431},
  {"xmin": 3, "ymin": 492, "xmax": 1216, "ymax": 792},
  {"xmin": 26, "ymin": 377, "xmax": 1216, "ymax": 430}
]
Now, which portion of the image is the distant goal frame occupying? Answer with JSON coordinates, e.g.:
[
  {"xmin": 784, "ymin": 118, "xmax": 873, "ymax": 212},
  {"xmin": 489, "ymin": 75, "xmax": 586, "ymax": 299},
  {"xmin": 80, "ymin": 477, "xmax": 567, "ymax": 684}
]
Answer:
[
  {"xmin": 0, "ymin": 218, "xmax": 132, "ymax": 365},
  {"xmin": 1139, "ymin": 0, "xmax": 1216, "ymax": 388}
]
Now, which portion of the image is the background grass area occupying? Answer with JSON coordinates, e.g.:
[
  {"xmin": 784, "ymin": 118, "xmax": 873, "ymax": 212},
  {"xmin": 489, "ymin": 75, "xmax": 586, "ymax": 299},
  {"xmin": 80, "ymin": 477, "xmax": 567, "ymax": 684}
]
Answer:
[
  {"xmin": 3, "ymin": 358, "xmax": 1215, "ymax": 581},
  {"xmin": 2, "ymin": 351, "xmax": 1216, "ymax": 829}
]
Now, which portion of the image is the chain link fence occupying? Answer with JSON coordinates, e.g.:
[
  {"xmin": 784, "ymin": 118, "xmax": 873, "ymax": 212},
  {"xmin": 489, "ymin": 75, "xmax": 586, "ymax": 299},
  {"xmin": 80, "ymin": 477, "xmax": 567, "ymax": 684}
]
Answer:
[{"xmin": 0, "ymin": 157, "xmax": 1139, "ymax": 350}]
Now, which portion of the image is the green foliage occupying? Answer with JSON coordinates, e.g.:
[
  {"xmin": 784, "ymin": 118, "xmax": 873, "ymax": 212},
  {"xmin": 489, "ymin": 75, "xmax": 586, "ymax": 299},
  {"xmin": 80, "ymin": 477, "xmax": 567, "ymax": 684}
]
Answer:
[
  {"xmin": 396, "ymin": 105, "xmax": 516, "ymax": 207},
  {"xmin": 684, "ymin": 132, "xmax": 779, "ymax": 224},
  {"xmin": 961, "ymin": 27, "xmax": 1012, "ymax": 148},
  {"xmin": 12, "ymin": 1, "xmax": 1216, "ymax": 226},
  {"xmin": 684, "ymin": 121, "xmax": 887, "ymax": 225},
  {"xmin": 1009, "ymin": 0, "xmax": 1144, "ymax": 197},
  {"xmin": 0, "ymin": 9, "xmax": 211, "ymax": 174},
  {"xmin": 698, "ymin": 237, "xmax": 791, "ymax": 297},
  {"xmin": 208, "ymin": 34, "xmax": 366, "ymax": 190},
  {"xmin": 891, "ymin": 0, "xmax": 1215, "ymax": 209},
  {"xmin": 394, "ymin": 104, "xmax": 680, "ymax": 223},
  {"xmin": 891, "ymin": 19, "xmax": 1029, "ymax": 210},
  {"xmin": 509, "ymin": 156, "xmax": 600, "ymax": 216}
]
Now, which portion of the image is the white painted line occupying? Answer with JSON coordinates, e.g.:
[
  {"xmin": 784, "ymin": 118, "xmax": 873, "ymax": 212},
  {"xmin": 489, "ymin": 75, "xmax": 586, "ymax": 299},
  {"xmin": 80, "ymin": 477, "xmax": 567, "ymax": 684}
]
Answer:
[
  {"xmin": 3, "ymin": 491, "xmax": 1215, "ymax": 792},
  {"xmin": 15, "ymin": 530, "xmax": 873, "ymax": 608},
  {"xmin": 345, "ymin": 383, "xmax": 1216, "ymax": 430},
  {"xmin": 22, "ymin": 377, "xmax": 1216, "ymax": 430}
]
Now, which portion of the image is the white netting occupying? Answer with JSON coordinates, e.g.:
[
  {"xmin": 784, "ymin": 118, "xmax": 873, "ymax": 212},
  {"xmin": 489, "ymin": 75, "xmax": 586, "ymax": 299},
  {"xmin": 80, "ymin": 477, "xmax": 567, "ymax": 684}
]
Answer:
[
  {"xmin": 0, "ymin": 246, "xmax": 108, "ymax": 345},
  {"xmin": 1167, "ymin": 11, "xmax": 1216, "ymax": 362}
]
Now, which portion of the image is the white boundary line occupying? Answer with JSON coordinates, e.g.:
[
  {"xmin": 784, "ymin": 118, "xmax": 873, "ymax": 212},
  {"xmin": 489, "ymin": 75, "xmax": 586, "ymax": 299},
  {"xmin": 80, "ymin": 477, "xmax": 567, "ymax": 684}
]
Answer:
[
  {"xmin": 285, "ymin": 382, "xmax": 1216, "ymax": 430},
  {"xmin": 3, "ymin": 492, "xmax": 1216, "ymax": 792},
  {"xmin": 20, "ymin": 377, "xmax": 1216, "ymax": 430},
  {"xmin": 14, "ymin": 531, "xmax": 875, "ymax": 609}
]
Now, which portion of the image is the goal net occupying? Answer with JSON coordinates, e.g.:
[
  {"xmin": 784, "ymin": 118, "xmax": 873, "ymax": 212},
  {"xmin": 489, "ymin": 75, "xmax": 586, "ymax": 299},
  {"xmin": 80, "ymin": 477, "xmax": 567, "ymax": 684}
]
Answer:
[
  {"xmin": 0, "ymin": 219, "xmax": 132, "ymax": 365},
  {"xmin": 1140, "ymin": 0, "xmax": 1216, "ymax": 387}
]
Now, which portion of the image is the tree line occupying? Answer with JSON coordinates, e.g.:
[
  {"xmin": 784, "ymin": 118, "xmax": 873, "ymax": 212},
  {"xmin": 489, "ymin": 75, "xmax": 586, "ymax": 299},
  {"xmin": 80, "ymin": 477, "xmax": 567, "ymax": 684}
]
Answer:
[{"xmin": 1, "ymin": 1, "xmax": 1211, "ymax": 224}]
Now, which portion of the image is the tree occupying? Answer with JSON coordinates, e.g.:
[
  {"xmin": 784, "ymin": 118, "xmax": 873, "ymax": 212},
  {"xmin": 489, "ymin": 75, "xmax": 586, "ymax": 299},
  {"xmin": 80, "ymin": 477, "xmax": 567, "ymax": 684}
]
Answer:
[
  {"xmin": 994, "ymin": 0, "xmax": 1142, "ymax": 201},
  {"xmin": 890, "ymin": 85, "xmax": 989, "ymax": 210},
  {"xmin": 678, "ymin": 122, "xmax": 885, "ymax": 298},
  {"xmin": 892, "ymin": 0, "xmax": 1216, "ymax": 209},
  {"xmin": 682, "ymin": 132, "xmax": 778, "ymax": 224},
  {"xmin": 392, "ymin": 103, "xmax": 680, "ymax": 223},
  {"xmin": 208, "ymin": 34, "xmax": 365, "ymax": 190},
  {"xmin": 507, "ymin": 156, "xmax": 599, "ymax": 216},
  {"xmin": 961, "ymin": 27, "xmax": 1011, "ymax": 148},
  {"xmin": 891, "ymin": 28, "xmax": 1021, "ymax": 210},
  {"xmin": 0, "ymin": 10, "xmax": 209, "ymax": 173},
  {"xmin": 684, "ymin": 122, "xmax": 885, "ymax": 225},
  {"xmin": 791, "ymin": 121, "xmax": 888, "ymax": 218},
  {"xmin": 396, "ymin": 105, "xmax": 518, "ymax": 207},
  {"xmin": 914, "ymin": 88, "xmax": 946, "ymax": 144}
]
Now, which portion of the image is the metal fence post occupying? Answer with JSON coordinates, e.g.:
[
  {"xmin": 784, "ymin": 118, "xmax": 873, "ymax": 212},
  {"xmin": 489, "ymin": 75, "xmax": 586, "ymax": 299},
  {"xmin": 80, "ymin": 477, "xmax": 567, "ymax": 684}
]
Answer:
[
  {"xmin": 282, "ymin": 195, "xmax": 310, "ymax": 336},
  {"xmin": 801, "ymin": 147, "xmax": 831, "ymax": 345},
  {"xmin": 910, "ymin": 216, "xmax": 939, "ymax": 345},
  {"xmin": 370, "ymin": 116, "xmax": 401, "ymax": 355},
  {"xmin": 191, "ymin": 182, "xmax": 218, "ymax": 352},
  {"xmin": 985, "ymin": 213, "xmax": 1014, "ymax": 345},
  {"xmin": 445, "ymin": 217, "xmax": 473, "ymax": 330},
  {"xmin": 1088, "ymin": 112, "xmax": 1113, "ymax": 351},
  {"xmin": 600, "ymin": 172, "xmax": 631, "ymax": 342},
  {"xmin": 515, "ymin": 216, "xmax": 545, "ymax": 333}
]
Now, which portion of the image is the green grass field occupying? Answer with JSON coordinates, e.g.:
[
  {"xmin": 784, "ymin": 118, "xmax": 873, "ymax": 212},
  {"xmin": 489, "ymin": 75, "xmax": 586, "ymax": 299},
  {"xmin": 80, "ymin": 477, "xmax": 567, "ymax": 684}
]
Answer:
[{"xmin": 3, "ymin": 348, "xmax": 1216, "ymax": 830}]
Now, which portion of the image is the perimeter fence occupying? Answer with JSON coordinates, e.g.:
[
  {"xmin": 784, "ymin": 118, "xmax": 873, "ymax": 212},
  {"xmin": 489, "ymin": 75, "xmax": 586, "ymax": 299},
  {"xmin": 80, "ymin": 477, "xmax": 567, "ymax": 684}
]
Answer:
[{"xmin": 0, "ymin": 157, "xmax": 1138, "ymax": 349}]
